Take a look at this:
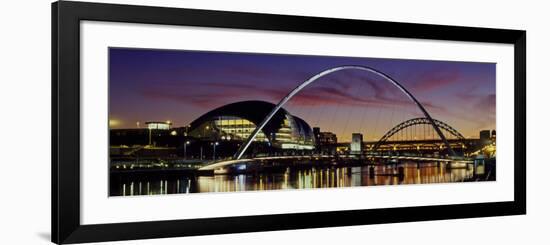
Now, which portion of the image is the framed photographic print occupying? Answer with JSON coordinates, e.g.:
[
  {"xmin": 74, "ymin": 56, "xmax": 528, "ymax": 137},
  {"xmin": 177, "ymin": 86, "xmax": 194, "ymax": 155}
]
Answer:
[{"xmin": 52, "ymin": 1, "xmax": 526, "ymax": 244}]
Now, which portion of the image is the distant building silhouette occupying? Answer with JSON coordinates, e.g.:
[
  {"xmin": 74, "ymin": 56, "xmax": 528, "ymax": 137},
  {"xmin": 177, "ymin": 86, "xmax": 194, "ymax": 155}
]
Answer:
[
  {"xmin": 479, "ymin": 129, "xmax": 496, "ymax": 146},
  {"xmin": 350, "ymin": 133, "xmax": 363, "ymax": 154}
]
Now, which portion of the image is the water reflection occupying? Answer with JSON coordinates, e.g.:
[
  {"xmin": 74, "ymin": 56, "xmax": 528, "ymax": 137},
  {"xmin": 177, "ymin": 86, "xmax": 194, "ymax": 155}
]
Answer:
[{"xmin": 110, "ymin": 162, "xmax": 490, "ymax": 196}]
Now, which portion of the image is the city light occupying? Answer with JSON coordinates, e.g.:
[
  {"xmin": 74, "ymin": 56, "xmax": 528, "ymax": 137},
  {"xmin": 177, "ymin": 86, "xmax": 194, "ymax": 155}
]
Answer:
[{"xmin": 109, "ymin": 119, "xmax": 121, "ymax": 128}]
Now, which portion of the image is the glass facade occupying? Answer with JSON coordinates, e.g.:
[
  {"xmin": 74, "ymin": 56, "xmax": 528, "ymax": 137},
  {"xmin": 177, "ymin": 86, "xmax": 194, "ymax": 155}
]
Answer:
[{"xmin": 214, "ymin": 116, "xmax": 268, "ymax": 141}]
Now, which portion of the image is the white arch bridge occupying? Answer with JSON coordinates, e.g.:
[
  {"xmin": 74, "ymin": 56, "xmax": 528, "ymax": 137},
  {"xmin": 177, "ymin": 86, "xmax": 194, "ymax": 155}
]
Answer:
[{"xmin": 199, "ymin": 65, "xmax": 471, "ymax": 171}]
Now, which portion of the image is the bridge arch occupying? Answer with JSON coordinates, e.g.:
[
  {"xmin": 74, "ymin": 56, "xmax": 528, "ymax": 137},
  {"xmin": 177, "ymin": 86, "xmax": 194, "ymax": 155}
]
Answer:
[
  {"xmin": 372, "ymin": 117, "xmax": 465, "ymax": 152},
  {"xmin": 234, "ymin": 65, "xmax": 456, "ymax": 159}
]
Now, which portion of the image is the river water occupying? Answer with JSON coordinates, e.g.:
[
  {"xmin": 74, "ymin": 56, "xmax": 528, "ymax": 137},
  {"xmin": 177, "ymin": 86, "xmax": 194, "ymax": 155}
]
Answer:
[{"xmin": 110, "ymin": 161, "xmax": 492, "ymax": 196}]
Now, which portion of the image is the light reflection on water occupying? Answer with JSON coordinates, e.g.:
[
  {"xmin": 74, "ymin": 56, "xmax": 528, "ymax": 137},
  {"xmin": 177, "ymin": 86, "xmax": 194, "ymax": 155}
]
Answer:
[{"xmin": 111, "ymin": 162, "xmax": 487, "ymax": 196}]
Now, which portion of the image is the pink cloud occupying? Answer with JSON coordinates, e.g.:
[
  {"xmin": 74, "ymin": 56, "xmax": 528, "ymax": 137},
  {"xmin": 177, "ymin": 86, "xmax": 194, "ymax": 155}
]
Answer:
[
  {"xmin": 412, "ymin": 70, "xmax": 461, "ymax": 92},
  {"xmin": 139, "ymin": 77, "xmax": 447, "ymax": 112}
]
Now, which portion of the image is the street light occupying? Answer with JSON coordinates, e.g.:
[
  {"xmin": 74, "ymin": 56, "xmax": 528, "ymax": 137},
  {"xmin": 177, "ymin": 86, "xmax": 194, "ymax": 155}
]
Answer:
[
  {"xmin": 148, "ymin": 127, "xmax": 152, "ymax": 146},
  {"xmin": 203, "ymin": 125, "xmax": 210, "ymax": 139},
  {"xmin": 212, "ymin": 142, "xmax": 219, "ymax": 160},
  {"xmin": 184, "ymin": 141, "xmax": 190, "ymax": 160}
]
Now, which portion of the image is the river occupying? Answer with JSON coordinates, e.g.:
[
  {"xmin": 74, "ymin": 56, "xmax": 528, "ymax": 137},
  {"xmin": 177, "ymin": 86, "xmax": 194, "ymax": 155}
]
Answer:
[{"xmin": 110, "ymin": 161, "xmax": 493, "ymax": 196}]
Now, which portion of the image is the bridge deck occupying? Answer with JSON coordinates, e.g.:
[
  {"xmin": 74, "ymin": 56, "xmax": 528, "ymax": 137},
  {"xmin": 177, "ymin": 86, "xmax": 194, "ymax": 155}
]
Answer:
[{"xmin": 198, "ymin": 154, "xmax": 473, "ymax": 171}]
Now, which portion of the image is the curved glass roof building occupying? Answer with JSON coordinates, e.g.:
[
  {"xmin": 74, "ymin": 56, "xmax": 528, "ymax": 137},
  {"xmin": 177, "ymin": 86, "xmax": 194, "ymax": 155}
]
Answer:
[{"xmin": 188, "ymin": 100, "xmax": 314, "ymax": 150}]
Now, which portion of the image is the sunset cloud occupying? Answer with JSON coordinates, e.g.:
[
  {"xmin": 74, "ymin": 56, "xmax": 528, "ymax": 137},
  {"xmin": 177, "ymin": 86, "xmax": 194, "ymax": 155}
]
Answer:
[
  {"xmin": 411, "ymin": 69, "xmax": 461, "ymax": 91},
  {"xmin": 110, "ymin": 48, "xmax": 496, "ymax": 137}
]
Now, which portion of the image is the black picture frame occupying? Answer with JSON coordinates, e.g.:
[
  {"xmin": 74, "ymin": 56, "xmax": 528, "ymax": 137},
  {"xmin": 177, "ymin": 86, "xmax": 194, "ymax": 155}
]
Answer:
[{"xmin": 52, "ymin": 1, "xmax": 526, "ymax": 244}]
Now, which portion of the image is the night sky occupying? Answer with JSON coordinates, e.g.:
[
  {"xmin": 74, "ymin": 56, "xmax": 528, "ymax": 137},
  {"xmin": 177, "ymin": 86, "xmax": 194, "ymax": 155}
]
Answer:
[{"xmin": 109, "ymin": 48, "xmax": 495, "ymax": 141}]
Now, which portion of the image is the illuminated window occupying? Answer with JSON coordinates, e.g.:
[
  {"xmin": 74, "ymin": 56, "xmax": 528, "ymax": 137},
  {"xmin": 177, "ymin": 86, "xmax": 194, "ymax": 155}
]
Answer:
[{"xmin": 146, "ymin": 122, "xmax": 171, "ymax": 130}]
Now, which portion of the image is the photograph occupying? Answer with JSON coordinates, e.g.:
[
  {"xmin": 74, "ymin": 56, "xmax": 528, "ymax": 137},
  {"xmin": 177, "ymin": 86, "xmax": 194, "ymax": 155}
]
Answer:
[
  {"xmin": 0, "ymin": 0, "xmax": 538, "ymax": 244},
  {"xmin": 108, "ymin": 48, "xmax": 497, "ymax": 196}
]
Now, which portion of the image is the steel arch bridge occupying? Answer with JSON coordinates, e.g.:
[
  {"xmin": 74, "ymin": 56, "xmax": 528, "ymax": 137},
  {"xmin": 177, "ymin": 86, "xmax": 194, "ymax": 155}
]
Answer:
[{"xmin": 372, "ymin": 117, "xmax": 465, "ymax": 152}]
